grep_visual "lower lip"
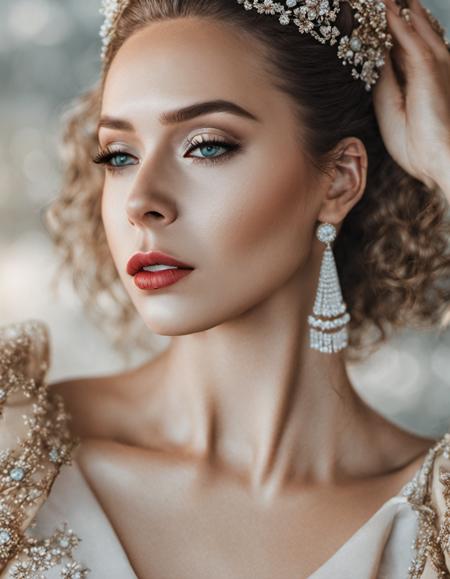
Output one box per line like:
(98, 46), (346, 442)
(133, 268), (194, 290)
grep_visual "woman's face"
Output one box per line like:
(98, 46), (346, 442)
(98, 17), (328, 335)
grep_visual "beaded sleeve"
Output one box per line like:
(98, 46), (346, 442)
(0, 319), (90, 578)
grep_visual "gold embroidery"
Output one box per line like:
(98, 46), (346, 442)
(437, 468), (450, 558)
(402, 432), (450, 578)
(0, 319), (90, 578)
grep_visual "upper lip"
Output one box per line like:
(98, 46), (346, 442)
(126, 250), (194, 276)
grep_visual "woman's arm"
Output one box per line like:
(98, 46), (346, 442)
(372, 0), (450, 199)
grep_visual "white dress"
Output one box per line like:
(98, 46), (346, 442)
(1, 318), (450, 579)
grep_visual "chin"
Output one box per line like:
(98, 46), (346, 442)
(137, 305), (240, 337)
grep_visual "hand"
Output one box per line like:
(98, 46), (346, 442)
(372, 0), (450, 193)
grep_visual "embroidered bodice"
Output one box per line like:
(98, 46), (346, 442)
(401, 434), (450, 578)
(1, 317), (450, 578)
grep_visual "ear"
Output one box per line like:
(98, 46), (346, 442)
(317, 137), (368, 224)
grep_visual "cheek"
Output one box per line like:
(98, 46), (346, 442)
(101, 190), (115, 248)
(101, 186), (127, 269)
(211, 162), (314, 273)
(195, 158), (317, 312)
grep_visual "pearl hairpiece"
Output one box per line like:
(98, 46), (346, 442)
(98, 0), (394, 91)
(99, 0), (131, 63)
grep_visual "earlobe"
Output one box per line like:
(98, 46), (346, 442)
(317, 137), (368, 224)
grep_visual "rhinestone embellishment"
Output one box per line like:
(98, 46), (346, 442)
(0, 529), (11, 545)
(308, 222), (350, 353)
(9, 467), (25, 482)
(316, 222), (336, 244)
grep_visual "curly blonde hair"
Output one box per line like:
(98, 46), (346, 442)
(43, 0), (450, 362)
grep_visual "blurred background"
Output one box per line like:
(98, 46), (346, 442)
(0, 0), (449, 438)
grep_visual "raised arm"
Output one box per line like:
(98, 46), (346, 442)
(373, 0), (450, 201)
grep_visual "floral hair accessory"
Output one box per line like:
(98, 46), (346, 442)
(236, 0), (394, 91)
(98, 0), (396, 91)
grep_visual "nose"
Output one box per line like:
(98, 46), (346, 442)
(125, 159), (178, 228)
(126, 193), (177, 228)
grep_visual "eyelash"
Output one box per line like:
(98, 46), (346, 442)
(92, 135), (241, 175)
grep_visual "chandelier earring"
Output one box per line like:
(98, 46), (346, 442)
(308, 222), (350, 353)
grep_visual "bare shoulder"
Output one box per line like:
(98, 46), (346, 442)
(48, 358), (177, 485)
(48, 355), (165, 443)
(49, 371), (130, 440)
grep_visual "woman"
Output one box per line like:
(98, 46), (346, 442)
(1, 0), (450, 577)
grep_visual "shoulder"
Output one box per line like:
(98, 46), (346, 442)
(401, 429), (450, 578)
(48, 351), (165, 444)
(0, 318), (81, 573)
(49, 367), (132, 441)
(49, 355), (176, 461)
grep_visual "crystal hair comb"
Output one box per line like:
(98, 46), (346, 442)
(235, 0), (393, 91)
(97, 0), (443, 92)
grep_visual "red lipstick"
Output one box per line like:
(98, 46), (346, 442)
(127, 250), (194, 291)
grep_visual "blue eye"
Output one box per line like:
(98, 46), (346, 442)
(109, 152), (133, 167)
(185, 137), (239, 164)
(92, 147), (138, 174)
(197, 144), (222, 157)
(92, 136), (241, 175)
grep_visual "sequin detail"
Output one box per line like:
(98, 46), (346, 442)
(402, 431), (450, 578)
(0, 319), (90, 577)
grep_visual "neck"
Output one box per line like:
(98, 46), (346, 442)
(132, 251), (427, 500)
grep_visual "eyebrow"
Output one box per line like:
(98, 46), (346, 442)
(97, 99), (261, 133)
